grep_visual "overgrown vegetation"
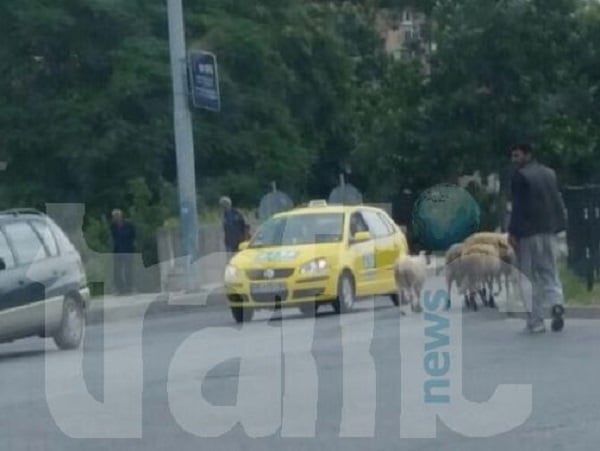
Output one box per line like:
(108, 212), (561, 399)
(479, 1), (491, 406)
(2, 0), (600, 266)
(559, 260), (600, 305)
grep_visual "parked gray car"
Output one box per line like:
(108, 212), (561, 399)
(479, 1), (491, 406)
(0, 209), (90, 350)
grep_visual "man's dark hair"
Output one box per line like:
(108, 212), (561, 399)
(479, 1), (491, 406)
(511, 143), (533, 155)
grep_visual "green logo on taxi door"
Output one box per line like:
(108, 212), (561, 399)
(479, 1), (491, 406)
(362, 253), (375, 269)
(255, 249), (299, 263)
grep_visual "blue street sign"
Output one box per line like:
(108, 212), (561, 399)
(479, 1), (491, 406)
(188, 51), (221, 112)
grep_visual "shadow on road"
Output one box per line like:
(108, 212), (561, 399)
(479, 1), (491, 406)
(0, 347), (48, 363)
(256, 301), (401, 324)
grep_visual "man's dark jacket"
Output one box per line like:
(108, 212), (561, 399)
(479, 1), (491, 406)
(111, 221), (136, 254)
(508, 160), (567, 239)
(223, 208), (247, 251)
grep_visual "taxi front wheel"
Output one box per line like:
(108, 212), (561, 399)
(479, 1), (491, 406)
(231, 306), (254, 323)
(333, 272), (355, 314)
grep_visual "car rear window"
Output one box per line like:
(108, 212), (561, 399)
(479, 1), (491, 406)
(0, 229), (16, 269)
(31, 220), (60, 257)
(3, 221), (47, 265)
(48, 221), (77, 254)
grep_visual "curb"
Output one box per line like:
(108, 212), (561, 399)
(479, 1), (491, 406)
(86, 287), (227, 326)
(85, 282), (600, 325)
(428, 260), (600, 320)
(502, 306), (600, 320)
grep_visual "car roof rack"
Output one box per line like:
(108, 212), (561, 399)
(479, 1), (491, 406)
(0, 208), (45, 216)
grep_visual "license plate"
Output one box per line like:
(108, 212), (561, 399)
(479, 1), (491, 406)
(252, 282), (286, 294)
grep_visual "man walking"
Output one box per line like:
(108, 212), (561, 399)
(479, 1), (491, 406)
(508, 144), (567, 333)
(110, 209), (136, 295)
(219, 196), (248, 254)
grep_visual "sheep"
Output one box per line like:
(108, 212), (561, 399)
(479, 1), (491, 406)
(463, 232), (518, 300)
(459, 243), (503, 310)
(444, 242), (466, 310)
(463, 232), (508, 248)
(394, 253), (427, 315)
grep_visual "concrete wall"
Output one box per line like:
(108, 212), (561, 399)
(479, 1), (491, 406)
(157, 215), (259, 292)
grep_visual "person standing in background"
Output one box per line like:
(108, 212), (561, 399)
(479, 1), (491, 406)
(219, 196), (247, 254)
(110, 209), (136, 295)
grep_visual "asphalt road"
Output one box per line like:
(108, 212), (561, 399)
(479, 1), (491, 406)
(2, 294), (600, 451)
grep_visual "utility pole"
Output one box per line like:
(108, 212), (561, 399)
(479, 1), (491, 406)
(167, 0), (199, 292)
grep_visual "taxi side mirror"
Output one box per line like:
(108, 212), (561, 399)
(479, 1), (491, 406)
(350, 231), (371, 244)
(238, 241), (249, 251)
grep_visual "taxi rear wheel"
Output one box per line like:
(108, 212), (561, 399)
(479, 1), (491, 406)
(333, 272), (355, 314)
(231, 306), (254, 323)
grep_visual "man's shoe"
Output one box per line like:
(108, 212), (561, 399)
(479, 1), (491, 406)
(522, 322), (546, 334)
(551, 305), (565, 332)
(530, 322), (547, 334)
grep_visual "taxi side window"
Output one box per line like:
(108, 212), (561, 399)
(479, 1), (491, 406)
(378, 212), (397, 235)
(349, 212), (369, 236)
(362, 211), (390, 239)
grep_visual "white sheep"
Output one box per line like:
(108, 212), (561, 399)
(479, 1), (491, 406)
(459, 243), (503, 310)
(445, 242), (465, 307)
(394, 253), (427, 315)
(463, 232), (518, 299)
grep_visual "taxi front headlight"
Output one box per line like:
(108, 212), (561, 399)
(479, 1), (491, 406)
(299, 258), (329, 275)
(224, 265), (240, 283)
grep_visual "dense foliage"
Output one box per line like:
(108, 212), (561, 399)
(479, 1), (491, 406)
(1, 0), (599, 262)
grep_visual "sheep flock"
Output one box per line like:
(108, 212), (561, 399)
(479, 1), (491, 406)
(394, 232), (518, 313)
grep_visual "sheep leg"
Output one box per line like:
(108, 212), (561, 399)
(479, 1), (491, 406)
(400, 289), (409, 306)
(412, 286), (423, 313)
(466, 274), (479, 311)
(487, 277), (497, 308)
(463, 269), (478, 311)
(446, 277), (453, 311)
(398, 288), (408, 316)
(479, 285), (488, 307)
(407, 289), (415, 314)
(493, 274), (503, 297)
(396, 288), (404, 314)
(483, 276), (490, 307)
(459, 278), (471, 311)
(469, 288), (478, 311)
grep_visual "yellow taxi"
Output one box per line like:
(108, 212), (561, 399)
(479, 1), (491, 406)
(223, 200), (409, 322)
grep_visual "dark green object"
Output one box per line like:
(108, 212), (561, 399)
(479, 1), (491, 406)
(412, 184), (481, 251)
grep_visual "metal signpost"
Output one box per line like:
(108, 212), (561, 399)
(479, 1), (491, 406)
(168, 0), (223, 293)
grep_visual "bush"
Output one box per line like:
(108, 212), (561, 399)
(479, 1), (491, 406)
(465, 182), (506, 232)
(82, 177), (176, 269)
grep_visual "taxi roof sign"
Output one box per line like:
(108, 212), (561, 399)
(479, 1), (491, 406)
(308, 199), (328, 207)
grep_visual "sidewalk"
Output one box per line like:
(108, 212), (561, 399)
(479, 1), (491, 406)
(86, 283), (226, 325)
(86, 255), (600, 325)
(422, 253), (600, 319)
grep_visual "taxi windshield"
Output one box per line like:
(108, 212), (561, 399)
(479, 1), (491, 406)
(249, 213), (344, 248)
